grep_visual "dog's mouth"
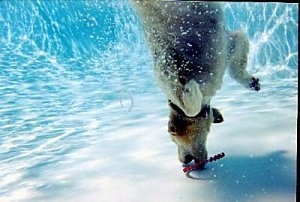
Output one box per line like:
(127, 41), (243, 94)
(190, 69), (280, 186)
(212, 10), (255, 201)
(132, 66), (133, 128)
(183, 154), (206, 169)
(181, 148), (208, 164)
(183, 154), (194, 164)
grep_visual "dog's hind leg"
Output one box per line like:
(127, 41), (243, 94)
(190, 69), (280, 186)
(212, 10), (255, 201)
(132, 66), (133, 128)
(227, 31), (261, 91)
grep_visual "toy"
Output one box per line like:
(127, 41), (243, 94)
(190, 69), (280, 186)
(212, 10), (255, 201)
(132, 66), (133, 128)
(183, 152), (225, 173)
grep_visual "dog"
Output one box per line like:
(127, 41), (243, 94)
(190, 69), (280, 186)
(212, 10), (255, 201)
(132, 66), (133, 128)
(131, 1), (260, 165)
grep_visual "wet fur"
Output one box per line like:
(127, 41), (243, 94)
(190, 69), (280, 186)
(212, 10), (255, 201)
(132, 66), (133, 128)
(131, 1), (260, 164)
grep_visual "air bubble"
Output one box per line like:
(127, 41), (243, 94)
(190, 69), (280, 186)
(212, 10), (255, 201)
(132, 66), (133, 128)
(119, 90), (133, 112)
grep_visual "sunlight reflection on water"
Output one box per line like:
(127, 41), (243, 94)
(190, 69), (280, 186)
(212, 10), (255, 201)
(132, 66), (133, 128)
(0, 1), (297, 201)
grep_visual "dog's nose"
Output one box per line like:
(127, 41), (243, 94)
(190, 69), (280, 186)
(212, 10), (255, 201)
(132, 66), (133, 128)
(184, 154), (194, 164)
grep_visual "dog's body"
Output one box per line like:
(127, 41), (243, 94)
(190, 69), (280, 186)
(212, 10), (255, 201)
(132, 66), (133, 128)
(131, 1), (260, 164)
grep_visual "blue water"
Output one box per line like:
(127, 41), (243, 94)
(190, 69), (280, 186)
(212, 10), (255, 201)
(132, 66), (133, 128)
(0, 1), (298, 201)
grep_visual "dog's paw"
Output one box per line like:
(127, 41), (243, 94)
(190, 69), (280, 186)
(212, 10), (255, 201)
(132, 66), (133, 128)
(249, 77), (260, 91)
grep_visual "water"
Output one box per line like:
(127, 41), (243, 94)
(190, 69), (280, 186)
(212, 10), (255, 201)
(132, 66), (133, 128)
(0, 1), (298, 201)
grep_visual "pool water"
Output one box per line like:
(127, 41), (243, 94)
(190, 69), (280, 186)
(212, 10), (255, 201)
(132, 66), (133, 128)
(0, 1), (298, 201)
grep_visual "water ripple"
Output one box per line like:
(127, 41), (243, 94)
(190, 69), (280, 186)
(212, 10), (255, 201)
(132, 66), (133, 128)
(0, 1), (297, 201)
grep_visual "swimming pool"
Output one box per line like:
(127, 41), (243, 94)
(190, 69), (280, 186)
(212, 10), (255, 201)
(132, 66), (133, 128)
(0, 1), (297, 201)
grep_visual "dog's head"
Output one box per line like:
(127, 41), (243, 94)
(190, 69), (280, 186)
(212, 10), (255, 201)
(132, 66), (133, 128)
(168, 101), (223, 165)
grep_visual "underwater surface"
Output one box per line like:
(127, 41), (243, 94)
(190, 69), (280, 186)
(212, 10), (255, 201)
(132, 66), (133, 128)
(0, 1), (298, 202)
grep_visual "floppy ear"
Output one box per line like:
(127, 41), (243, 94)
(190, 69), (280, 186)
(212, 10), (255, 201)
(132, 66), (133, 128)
(212, 108), (224, 123)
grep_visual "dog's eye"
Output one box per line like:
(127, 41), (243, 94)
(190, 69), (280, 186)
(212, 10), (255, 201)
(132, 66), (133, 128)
(168, 120), (178, 135)
(168, 125), (177, 135)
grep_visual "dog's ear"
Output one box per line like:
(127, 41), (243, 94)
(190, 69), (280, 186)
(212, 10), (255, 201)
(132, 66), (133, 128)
(212, 108), (224, 123)
(168, 113), (188, 136)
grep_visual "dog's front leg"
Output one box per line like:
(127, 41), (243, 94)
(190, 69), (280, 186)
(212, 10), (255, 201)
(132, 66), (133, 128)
(180, 79), (204, 117)
(227, 31), (261, 91)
